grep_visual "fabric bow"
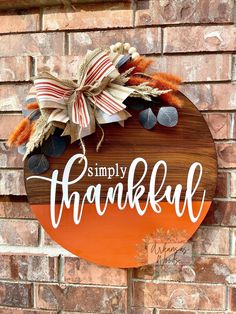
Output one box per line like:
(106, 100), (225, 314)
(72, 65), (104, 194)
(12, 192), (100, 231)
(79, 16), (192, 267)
(33, 49), (133, 142)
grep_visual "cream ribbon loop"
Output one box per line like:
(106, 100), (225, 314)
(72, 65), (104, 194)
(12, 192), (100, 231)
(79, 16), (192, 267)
(33, 49), (133, 142)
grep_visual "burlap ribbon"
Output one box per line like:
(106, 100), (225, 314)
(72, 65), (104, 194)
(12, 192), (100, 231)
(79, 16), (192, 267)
(33, 49), (133, 143)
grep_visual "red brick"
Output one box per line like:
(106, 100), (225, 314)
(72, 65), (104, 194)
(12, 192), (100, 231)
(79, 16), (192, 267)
(216, 143), (236, 168)
(0, 170), (25, 195)
(69, 27), (161, 56)
(0, 282), (33, 308)
(159, 311), (224, 314)
(231, 172), (236, 197)
(43, 3), (133, 31)
(0, 220), (38, 246)
(133, 264), (166, 281)
(59, 312), (114, 314)
(192, 256), (236, 284)
(181, 83), (236, 111)
(42, 229), (59, 247)
(204, 200), (236, 226)
(0, 0), (66, 10)
(35, 56), (80, 79)
(0, 143), (23, 168)
(0, 114), (23, 139)
(133, 264), (156, 280)
(0, 196), (34, 219)
(135, 0), (234, 26)
(0, 33), (65, 57)
(41, 227), (59, 247)
(229, 287), (236, 311)
(0, 9), (40, 33)
(57, 311), (104, 314)
(215, 172), (228, 197)
(132, 281), (225, 310)
(0, 308), (57, 314)
(164, 25), (236, 53)
(64, 257), (127, 286)
(0, 254), (58, 282)
(36, 284), (127, 312)
(131, 308), (154, 314)
(136, 256), (236, 284)
(149, 54), (231, 82)
(0, 84), (31, 111)
(191, 226), (229, 255)
(59, 312), (107, 314)
(0, 57), (31, 82)
(203, 113), (230, 139)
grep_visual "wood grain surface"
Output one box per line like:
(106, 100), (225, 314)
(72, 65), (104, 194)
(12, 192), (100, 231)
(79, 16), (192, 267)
(24, 92), (217, 205)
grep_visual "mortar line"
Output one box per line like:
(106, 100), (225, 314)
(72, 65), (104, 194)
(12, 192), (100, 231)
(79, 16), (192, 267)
(64, 32), (69, 55)
(161, 27), (164, 56)
(127, 268), (133, 314)
(132, 0), (136, 28)
(234, 0), (236, 25)
(229, 228), (235, 256)
(230, 112), (235, 139)
(226, 285), (230, 310)
(39, 6), (43, 32)
(227, 170), (231, 199)
(0, 278), (127, 289)
(58, 254), (65, 283)
(38, 225), (44, 247)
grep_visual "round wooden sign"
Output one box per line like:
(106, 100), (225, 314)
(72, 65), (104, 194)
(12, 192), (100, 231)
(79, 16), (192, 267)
(24, 92), (217, 268)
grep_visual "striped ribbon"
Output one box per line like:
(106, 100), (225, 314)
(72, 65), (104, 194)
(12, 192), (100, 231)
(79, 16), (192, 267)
(34, 50), (128, 128)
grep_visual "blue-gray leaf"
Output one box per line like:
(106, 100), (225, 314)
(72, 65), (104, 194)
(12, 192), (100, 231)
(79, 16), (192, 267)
(18, 144), (27, 155)
(139, 108), (157, 129)
(28, 154), (49, 174)
(42, 134), (67, 157)
(22, 97), (37, 117)
(25, 97), (37, 104)
(157, 107), (178, 127)
(117, 54), (131, 68)
(29, 109), (41, 121)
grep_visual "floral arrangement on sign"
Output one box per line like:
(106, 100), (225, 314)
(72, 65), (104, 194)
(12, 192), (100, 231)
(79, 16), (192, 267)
(7, 42), (182, 175)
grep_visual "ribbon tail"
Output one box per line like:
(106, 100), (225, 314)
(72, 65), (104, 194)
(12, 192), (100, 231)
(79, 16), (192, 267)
(71, 93), (90, 128)
(63, 105), (96, 143)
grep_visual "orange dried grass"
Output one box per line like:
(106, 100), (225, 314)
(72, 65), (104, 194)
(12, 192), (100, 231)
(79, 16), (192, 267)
(151, 72), (182, 85)
(151, 74), (179, 91)
(120, 56), (153, 74)
(7, 117), (33, 147)
(159, 93), (183, 108)
(127, 76), (156, 87)
(150, 73), (182, 107)
(15, 124), (32, 146)
(126, 70), (183, 107)
(26, 102), (39, 110)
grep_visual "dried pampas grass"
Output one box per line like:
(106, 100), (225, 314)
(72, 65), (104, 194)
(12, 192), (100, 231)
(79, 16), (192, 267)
(26, 102), (39, 110)
(120, 56), (153, 74)
(7, 118), (31, 147)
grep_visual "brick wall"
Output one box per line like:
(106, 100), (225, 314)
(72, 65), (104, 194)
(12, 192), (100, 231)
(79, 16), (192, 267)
(0, 0), (235, 313)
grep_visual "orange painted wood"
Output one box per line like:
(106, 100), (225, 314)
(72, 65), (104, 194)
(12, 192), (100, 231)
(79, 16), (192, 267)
(24, 92), (217, 267)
